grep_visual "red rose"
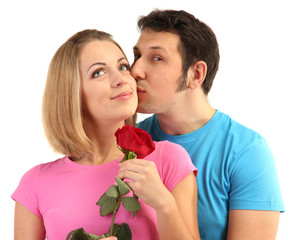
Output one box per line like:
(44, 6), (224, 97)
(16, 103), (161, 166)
(115, 125), (155, 159)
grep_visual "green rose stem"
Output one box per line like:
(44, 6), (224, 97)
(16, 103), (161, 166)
(117, 148), (138, 200)
(110, 150), (137, 237)
(98, 149), (139, 239)
(109, 198), (121, 236)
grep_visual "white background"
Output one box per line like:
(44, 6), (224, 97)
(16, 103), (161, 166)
(1, 0), (296, 238)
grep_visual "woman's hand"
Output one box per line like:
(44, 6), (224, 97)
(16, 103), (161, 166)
(117, 159), (171, 211)
(118, 158), (200, 240)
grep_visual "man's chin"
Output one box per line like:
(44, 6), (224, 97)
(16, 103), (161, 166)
(136, 105), (154, 114)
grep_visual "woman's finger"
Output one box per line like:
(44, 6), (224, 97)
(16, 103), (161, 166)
(117, 168), (140, 181)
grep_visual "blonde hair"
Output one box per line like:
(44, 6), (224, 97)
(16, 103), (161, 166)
(42, 29), (136, 159)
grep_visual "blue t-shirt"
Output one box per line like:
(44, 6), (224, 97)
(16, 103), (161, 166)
(138, 110), (284, 240)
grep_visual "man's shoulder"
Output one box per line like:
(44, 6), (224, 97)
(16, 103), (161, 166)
(210, 111), (267, 155)
(229, 117), (262, 141)
(217, 111), (261, 137)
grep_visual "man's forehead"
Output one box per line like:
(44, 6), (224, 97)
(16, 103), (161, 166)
(134, 30), (180, 51)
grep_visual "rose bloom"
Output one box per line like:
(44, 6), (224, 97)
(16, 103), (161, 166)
(115, 125), (155, 158)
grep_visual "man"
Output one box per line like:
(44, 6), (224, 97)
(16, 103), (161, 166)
(131, 9), (284, 239)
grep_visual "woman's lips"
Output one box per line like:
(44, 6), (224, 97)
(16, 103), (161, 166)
(111, 91), (132, 100)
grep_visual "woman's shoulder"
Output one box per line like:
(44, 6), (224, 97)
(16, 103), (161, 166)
(153, 140), (189, 154)
(148, 141), (197, 191)
(22, 156), (67, 178)
(148, 141), (191, 165)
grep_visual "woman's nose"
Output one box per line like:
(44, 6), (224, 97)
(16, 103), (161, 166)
(112, 71), (128, 88)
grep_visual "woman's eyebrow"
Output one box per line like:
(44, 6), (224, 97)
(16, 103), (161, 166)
(87, 57), (127, 73)
(88, 62), (106, 72)
(117, 57), (126, 63)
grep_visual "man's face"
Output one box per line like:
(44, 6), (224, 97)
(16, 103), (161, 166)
(131, 29), (185, 114)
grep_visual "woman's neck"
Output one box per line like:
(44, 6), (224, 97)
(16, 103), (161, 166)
(74, 144), (123, 165)
(76, 120), (125, 165)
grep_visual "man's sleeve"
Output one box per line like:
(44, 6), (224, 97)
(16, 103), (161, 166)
(229, 137), (285, 211)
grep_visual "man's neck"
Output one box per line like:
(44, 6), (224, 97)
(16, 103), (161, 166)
(156, 95), (215, 136)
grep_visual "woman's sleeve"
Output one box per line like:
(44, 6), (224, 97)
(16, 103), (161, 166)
(156, 141), (197, 192)
(11, 165), (42, 217)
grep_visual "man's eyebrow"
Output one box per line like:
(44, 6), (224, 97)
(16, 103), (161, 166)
(150, 46), (166, 51)
(133, 46), (167, 52)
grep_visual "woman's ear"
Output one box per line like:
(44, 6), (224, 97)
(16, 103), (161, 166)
(188, 61), (207, 89)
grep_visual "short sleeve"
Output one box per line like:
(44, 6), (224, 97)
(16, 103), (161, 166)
(229, 137), (285, 211)
(154, 141), (197, 192)
(11, 165), (42, 217)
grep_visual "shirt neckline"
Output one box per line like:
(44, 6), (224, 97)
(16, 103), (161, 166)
(154, 110), (222, 143)
(63, 156), (122, 170)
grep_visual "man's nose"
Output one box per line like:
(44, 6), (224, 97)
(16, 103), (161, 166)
(131, 59), (145, 80)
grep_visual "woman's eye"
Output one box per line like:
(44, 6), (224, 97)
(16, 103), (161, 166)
(119, 64), (130, 71)
(92, 69), (105, 78)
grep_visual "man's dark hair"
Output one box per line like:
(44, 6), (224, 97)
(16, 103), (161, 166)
(138, 9), (220, 94)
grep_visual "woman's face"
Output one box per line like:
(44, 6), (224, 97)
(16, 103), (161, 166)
(79, 40), (137, 125)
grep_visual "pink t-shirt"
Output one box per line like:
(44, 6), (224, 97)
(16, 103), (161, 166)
(12, 141), (197, 240)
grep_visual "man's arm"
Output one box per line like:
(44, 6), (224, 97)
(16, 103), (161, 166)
(227, 209), (280, 240)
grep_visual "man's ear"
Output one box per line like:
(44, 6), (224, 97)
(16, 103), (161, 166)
(188, 61), (207, 89)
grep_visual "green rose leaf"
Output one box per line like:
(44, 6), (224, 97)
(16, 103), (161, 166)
(110, 223), (121, 236)
(106, 185), (120, 198)
(66, 228), (90, 240)
(114, 223), (132, 240)
(100, 197), (117, 216)
(96, 192), (109, 206)
(116, 177), (131, 196)
(122, 196), (141, 212)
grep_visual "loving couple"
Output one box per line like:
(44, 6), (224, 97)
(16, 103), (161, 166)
(12, 9), (284, 240)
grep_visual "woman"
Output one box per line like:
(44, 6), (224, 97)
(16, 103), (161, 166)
(12, 29), (200, 240)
